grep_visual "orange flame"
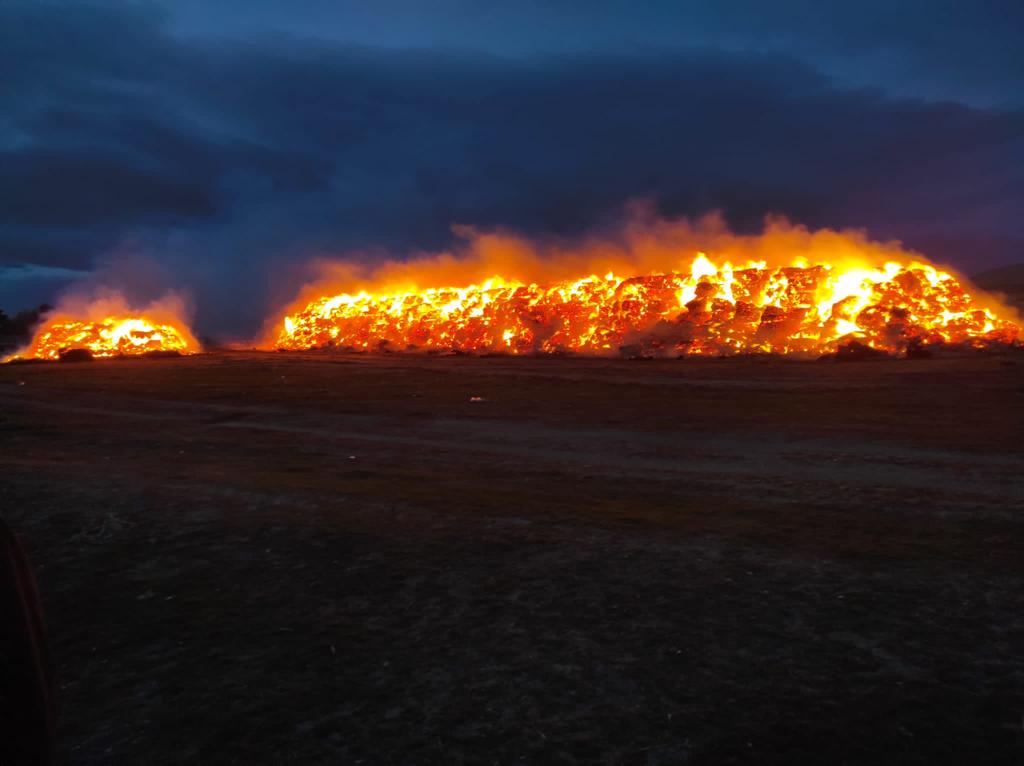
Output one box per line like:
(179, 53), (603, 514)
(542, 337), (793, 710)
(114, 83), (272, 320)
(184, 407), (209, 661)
(270, 219), (1020, 357)
(6, 294), (200, 361)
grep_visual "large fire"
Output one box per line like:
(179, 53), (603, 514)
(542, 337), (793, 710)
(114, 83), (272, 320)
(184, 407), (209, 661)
(6, 294), (199, 361)
(272, 228), (1019, 357)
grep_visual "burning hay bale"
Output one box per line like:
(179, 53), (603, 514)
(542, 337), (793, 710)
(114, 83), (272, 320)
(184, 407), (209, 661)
(833, 340), (889, 362)
(57, 348), (94, 363)
(272, 250), (1019, 359)
(5, 294), (200, 363)
(18, 317), (198, 362)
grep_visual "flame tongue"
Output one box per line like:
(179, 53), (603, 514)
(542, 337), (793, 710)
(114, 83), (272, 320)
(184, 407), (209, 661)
(275, 255), (1020, 356)
(13, 315), (198, 361)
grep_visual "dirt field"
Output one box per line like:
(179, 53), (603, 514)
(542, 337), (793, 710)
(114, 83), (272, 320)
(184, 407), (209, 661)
(1, 351), (1022, 764)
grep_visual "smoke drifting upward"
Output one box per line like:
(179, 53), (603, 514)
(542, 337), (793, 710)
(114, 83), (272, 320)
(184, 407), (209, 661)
(286, 213), (920, 295)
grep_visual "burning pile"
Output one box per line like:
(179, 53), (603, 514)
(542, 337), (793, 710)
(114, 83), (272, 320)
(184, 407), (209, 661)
(7, 293), (199, 362)
(18, 317), (197, 360)
(273, 254), (1019, 357)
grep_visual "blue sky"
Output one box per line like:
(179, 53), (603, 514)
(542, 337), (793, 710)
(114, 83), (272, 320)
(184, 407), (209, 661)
(3, 1), (1023, 333)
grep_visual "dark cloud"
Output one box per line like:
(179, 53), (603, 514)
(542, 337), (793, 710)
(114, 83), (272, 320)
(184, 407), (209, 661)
(145, 0), (1024, 107)
(2, 1), (1023, 336)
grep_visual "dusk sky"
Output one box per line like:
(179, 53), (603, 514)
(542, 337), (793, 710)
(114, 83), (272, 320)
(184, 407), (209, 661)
(3, 0), (1023, 334)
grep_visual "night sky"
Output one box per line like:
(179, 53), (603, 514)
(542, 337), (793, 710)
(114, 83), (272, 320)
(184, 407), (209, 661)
(3, 1), (1023, 335)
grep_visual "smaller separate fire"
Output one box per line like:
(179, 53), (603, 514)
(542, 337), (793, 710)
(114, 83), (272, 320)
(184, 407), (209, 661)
(6, 295), (200, 362)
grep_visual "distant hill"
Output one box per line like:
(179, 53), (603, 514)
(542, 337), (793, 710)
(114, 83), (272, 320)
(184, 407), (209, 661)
(970, 264), (1024, 315)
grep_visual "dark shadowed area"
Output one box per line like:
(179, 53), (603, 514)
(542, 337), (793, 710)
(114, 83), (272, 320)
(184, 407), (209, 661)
(1, 352), (1023, 764)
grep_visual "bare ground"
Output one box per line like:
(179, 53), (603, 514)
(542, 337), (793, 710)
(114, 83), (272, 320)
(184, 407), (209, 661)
(1, 351), (1022, 765)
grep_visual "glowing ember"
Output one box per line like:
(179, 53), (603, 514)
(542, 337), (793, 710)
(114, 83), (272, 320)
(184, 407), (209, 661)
(10, 315), (199, 361)
(274, 254), (1019, 357)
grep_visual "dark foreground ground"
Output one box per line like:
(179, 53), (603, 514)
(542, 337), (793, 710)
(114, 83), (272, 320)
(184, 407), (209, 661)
(1, 351), (1022, 765)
